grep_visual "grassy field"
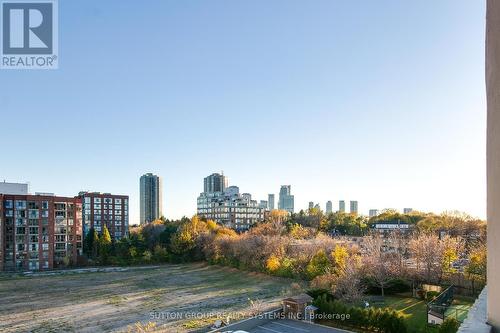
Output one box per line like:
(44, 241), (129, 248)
(0, 263), (300, 333)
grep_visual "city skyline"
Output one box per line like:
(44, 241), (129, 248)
(2, 173), (484, 224)
(0, 1), (487, 222)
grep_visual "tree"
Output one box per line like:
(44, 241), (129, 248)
(91, 228), (99, 259)
(313, 248), (364, 303)
(170, 216), (207, 257)
(267, 210), (289, 224)
(99, 225), (112, 263)
(83, 227), (96, 258)
(325, 212), (367, 236)
(465, 243), (487, 295)
(409, 233), (443, 283)
(440, 236), (464, 280)
(388, 231), (409, 277)
(331, 244), (349, 273)
(141, 219), (166, 250)
(363, 236), (397, 297)
(305, 249), (331, 280)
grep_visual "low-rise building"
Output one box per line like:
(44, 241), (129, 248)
(372, 221), (411, 233)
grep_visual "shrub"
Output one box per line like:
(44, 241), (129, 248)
(266, 255), (281, 272)
(439, 318), (460, 333)
(313, 294), (408, 333)
(276, 257), (296, 278)
(426, 291), (440, 301)
(307, 289), (335, 302)
(363, 277), (411, 295)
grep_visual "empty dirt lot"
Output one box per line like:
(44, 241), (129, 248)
(0, 263), (298, 332)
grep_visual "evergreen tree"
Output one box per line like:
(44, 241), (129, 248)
(91, 229), (99, 259)
(83, 228), (95, 257)
(99, 226), (112, 263)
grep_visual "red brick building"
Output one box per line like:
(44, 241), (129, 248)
(0, 194), (82, 271)
(78, 192), (129, 240)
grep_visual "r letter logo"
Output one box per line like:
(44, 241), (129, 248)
(1, 0), (58, 69)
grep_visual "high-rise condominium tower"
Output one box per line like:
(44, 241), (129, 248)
(278, 185), (294, 213)
(268, 194), (275, 210)
(339, 200), (345, 213)
(326, 201), (333, 214)
(203, 173), (228, 193)
(350, 200), (358, 215)
(140, 173), (163, 224)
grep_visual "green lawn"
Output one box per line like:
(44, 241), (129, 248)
(375, 294), (436, 333)
(374, 294), (473, 333)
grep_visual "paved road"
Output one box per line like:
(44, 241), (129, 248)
(246, 319), (351, 333)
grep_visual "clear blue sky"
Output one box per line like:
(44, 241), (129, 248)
(0, 1), (487, 222)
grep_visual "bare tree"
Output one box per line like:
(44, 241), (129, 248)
(362, 235), (398, 297)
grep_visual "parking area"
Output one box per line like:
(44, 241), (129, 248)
(246, 319), (349, 333)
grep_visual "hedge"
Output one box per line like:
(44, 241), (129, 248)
(313, 294), (408, 333)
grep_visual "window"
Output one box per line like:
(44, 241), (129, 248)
(29, 261), (39, 270)
(55, 235), (66, 242)
(54, 203), (66, 210)
(15, 200), (26, 209)
(4, 200), (13, 208)
(28, 210), (39, 218)
(55, 211), (66, 218)
(15, 210), (26, 218)
(55, 243), (66, 250)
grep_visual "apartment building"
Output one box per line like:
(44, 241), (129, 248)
(140, 173), (163, 224)
(79, 192), (129, 240)
(0, 194), (82, 271)
(197, 174), (265, 230)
